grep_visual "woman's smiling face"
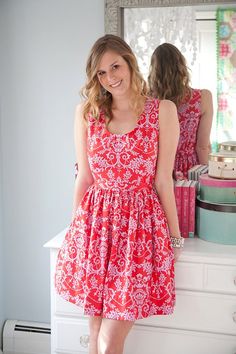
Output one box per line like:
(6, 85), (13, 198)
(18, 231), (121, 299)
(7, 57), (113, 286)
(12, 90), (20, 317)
(97, 50), (131, 98)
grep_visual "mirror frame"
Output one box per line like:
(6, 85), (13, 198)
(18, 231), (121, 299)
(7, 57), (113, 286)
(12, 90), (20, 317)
(105, 0), (235, 36)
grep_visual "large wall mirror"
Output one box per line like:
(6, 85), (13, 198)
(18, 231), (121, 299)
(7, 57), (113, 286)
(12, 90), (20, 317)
(105, 0), (236, 143)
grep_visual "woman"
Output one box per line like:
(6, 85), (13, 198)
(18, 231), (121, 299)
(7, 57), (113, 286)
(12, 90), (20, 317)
(55, 35), (183, 354)
(148, 43), (213, 179)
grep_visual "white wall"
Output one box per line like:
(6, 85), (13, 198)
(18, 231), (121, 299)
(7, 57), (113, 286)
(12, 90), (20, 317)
(0, 139), (3, 350)
(0, 109), (4, 349)
(0, 1), (5, 348)
(0, 108), (4, 353)
(1, 0), (104, 330)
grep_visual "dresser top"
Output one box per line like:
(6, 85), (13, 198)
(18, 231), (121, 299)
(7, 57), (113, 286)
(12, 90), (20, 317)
(44, 228), (236, 265)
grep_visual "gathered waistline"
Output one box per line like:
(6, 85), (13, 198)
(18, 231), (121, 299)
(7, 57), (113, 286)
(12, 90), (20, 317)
(92, 183), (155, 193)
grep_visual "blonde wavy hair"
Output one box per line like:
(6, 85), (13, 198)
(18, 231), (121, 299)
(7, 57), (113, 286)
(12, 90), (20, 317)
(81, 34), (147, 121)
(148, 43), (191, 107)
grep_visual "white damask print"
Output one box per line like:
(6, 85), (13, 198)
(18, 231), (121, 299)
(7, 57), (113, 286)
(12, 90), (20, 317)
(174, 89), (202, 179)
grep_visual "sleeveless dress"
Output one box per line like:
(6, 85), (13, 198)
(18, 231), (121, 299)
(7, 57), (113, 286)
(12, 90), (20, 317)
(55, 98), (175, 321)
(174, 89), (202, 179)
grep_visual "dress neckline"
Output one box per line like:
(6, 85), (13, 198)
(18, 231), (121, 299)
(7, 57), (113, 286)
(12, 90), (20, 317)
(102, 98), (148, 137)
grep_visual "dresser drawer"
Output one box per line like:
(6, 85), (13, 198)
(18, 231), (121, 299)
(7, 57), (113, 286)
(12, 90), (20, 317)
(53, 317), (236, 354)
(175, 262), (204, 290)
(125, 325), (236, 354)
(205, 264), (236, 294)
(139, 290), (236, 335)
(54, 318), (89, 353)
(54, 293), (84, 317)
(175, 261), (236, 294)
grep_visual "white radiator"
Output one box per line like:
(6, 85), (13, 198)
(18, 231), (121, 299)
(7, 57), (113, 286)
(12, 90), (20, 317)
(3, 320), (50, 354)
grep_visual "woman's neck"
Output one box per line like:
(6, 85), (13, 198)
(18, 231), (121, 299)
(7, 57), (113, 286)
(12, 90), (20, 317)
(111, 96), (132, 112)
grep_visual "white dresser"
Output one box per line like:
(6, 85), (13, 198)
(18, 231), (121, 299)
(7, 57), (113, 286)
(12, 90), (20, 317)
(44, 230), (236, 354)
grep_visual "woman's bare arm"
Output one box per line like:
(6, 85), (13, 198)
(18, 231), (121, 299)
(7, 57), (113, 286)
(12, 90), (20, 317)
(196, 89), (213, 164)
(155, 100), (181, 258)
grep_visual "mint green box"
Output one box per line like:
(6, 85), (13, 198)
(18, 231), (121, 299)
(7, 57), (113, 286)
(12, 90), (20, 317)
(200, 186), (236, 203)
(196, 197), (236, 245)
(199, 174), (236, 204)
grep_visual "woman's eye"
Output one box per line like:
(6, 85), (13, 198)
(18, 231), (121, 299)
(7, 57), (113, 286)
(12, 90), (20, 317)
(97, 71), (105, 77)
(112, 65), (119, 70)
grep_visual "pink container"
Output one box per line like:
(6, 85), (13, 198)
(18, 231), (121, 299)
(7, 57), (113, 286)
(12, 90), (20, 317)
(199, 174), (236, 203)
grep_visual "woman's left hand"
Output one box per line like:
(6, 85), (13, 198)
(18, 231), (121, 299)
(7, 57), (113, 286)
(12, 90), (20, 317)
(173, 247), (182, 262)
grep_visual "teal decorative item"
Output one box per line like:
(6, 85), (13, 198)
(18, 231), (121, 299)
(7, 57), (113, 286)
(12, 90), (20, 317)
(196, 197), (236, 245)
(199, 174), (236, 203)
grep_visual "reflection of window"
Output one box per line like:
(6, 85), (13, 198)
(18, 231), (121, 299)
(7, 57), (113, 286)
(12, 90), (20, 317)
(187, 13), (217, 146)
(124, 7), (197, 78)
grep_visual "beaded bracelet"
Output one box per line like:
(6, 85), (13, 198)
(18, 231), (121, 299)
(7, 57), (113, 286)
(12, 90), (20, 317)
(170, 236), (185, 248)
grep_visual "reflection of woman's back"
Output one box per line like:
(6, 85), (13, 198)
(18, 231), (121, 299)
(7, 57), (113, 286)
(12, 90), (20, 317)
(175, 88), (201, 178)
(148, 43), (213, 179)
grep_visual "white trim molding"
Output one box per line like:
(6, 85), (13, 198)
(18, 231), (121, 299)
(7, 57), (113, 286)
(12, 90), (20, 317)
(105, 0), (236, 35)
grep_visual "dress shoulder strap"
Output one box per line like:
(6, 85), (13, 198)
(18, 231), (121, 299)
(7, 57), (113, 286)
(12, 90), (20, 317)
(141, 97), (160, 131)
(87, 110), (104, 138)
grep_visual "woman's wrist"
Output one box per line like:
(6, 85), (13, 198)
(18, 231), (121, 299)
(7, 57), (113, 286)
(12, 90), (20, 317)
(170, 235), (184, 248)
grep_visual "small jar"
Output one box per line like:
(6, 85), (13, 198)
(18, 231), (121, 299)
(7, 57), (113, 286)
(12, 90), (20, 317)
(208, 141), (236, 179)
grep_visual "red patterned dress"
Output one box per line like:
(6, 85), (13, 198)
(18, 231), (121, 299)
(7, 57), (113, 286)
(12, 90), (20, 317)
(55, 98), (175, 321)
(174, 89), (202, 179)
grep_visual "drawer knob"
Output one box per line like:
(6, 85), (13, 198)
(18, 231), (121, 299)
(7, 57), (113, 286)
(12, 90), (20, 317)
(233, 312), (236, 323)
(80, 334), (90, 348)
(234, 277), (236, 286)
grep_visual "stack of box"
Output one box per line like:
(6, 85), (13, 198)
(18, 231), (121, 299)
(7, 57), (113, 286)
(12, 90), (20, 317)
(196, 141), (236, 245)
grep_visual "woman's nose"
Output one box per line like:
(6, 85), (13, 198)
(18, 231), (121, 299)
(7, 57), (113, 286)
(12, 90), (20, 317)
(107, 71), (116, 82)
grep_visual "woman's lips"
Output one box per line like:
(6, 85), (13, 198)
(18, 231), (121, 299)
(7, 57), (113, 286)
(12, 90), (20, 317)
(110, 80), (122, 88)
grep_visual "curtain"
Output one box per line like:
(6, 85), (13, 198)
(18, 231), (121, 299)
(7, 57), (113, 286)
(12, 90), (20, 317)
(215, 9), (236, 150)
